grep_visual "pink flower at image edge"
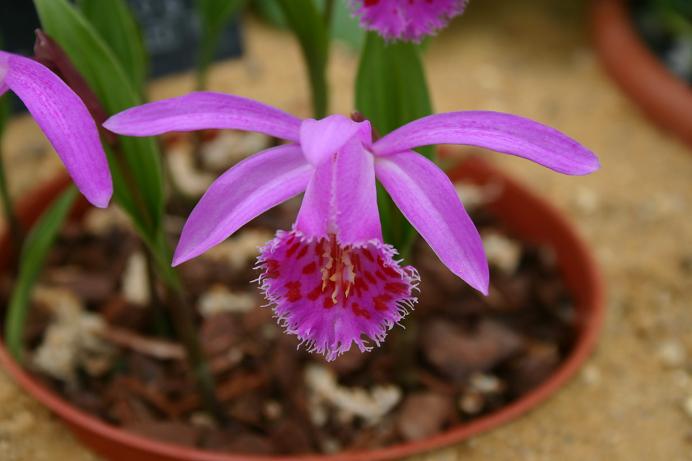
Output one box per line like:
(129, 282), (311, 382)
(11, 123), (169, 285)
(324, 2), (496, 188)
(351, 0), (470, 42)
(103, 92), (599, 360)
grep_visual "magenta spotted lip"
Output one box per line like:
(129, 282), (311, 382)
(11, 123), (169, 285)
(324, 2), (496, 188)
(257, 229), (419, 361)
(0, 155), (604, 461)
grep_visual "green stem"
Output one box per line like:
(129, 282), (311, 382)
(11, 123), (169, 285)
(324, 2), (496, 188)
(195, 34), (215, 91)
(277, 0), (329, 118)
(143, 247), (172, 338)
(0, 146), (24, 256)
(149, 234), (226, 423)
(113, 143), (225, 422)
(324, 0), (335, 30)
(111, 147), (157, 238)
(307, 51), (328, 119)
(159, 138), (198, 211)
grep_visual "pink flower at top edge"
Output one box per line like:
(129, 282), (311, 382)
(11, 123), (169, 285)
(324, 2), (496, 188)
(350, 0), (469, 42)
(104, 92), (599, 360)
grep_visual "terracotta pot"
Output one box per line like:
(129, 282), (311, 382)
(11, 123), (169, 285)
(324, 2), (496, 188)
(0, 156), (604, 461)
(591, 0), (692, 148)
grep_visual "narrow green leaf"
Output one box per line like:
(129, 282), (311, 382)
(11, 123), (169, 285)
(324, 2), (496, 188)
(277, 0), (329, 118)
(355, 32), (433, 253)
(77, 0), (148, 92)
(34, 0), (164, 236)
(4, 187), (77, 361)
(252, 0), (286, 28)
(356, 33), (433, 136)
(316, 0), (365, 50)
(196, 0), (245, 89)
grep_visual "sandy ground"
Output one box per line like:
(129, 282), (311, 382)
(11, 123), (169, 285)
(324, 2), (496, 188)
(1, 0), (691, 460)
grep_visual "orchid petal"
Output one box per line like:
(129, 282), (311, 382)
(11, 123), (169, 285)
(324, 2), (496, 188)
(173, 144), (312, 265)
(296, 138), (382, 243)
(0, 51), (112, 207)
(375, 150), (489, 294)
(300, 115), (369, 166)
(374, 111), (599, 175)
(104, 91), (302, 142)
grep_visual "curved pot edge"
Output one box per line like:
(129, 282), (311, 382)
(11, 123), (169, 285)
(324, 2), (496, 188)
(0, 156), (605, 461)
(590, 0), (692, 148)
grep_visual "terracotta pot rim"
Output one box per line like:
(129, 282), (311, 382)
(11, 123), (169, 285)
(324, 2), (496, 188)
(0, 156), (605, 461)
(590, 0), (692, 148)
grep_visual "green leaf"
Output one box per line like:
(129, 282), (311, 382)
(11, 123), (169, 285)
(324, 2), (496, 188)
(196, 0), (245, 89)
(4, 187), (77, 361)
(355, 32), (433, 253)
(251, 0), (286, 28)
(317, 0), (365, 50)
(277, 0), (330, 118)
(356, 33), (433, 136)
(34, 0), (164, 236)
(77, 0), (148, 93)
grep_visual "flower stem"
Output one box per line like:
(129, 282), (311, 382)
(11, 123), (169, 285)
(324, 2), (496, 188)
(143, 247), (172, 337)
(324, 0), (335, 29)
(0, 146), (24, 259)
(164, 279), (226, 423)
(277, 0), (330, 118)
(148, 233), (226, 423)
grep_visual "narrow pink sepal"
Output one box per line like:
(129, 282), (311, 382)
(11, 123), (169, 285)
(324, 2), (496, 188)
(374, 111), (600, 175)
(0, 51), (112, 207)
(173, 144), (312, 266)
(374, 151), (489, 294)
(104, 92), (302, 142)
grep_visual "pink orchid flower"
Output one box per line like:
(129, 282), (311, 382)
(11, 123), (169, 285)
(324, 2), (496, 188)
(104, 92), (598, 360)
(0, 51), (112, 208)
(350, 0), (469, 42)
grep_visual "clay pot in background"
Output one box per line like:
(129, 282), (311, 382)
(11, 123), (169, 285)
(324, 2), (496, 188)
(591, 0), (692, 148)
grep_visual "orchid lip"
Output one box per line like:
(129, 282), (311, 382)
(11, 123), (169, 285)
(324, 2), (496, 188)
(350, 0), (469, 42)
(257, 229), (419, 361)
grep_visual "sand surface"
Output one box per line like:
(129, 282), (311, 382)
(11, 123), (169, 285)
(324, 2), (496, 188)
(0, 1), (690, 460)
